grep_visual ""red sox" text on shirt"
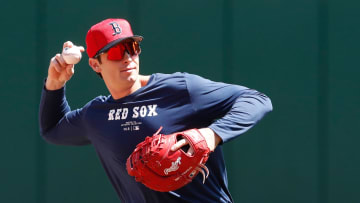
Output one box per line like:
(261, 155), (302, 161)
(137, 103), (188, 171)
(108, 104), (158, 120)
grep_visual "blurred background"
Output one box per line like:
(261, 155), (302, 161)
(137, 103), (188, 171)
(1, 0), (359, 202)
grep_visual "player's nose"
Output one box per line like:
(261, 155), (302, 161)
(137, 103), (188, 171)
(122, 52), (132, 63)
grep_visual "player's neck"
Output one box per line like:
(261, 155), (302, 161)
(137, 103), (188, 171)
(109, 75), (150, 100)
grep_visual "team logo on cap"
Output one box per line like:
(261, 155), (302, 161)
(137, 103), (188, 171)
(109, 22), (122, 36)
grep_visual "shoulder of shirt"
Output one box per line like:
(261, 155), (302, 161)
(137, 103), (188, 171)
(81, 95), (110, 108)
(151, 72), (199, 82)
(149, 72), (195, 89)
(152, 72), (184, 79)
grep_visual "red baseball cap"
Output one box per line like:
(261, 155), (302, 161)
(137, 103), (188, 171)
(86, 18), (143, 58)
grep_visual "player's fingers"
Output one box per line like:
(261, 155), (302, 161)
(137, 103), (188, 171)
(55, 53), (67, 66)
(66, 64), (74, 76)
(78, 46), (85, 52)
(171, 139), (189, 151)
(63, 41), (85, 51)
(50, 56), (63, 73)
(187, 146), (194, 156)
(63, 41), (74, 49)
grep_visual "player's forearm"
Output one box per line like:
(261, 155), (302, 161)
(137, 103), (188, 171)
(209, 90), (273, 143)
(39, 84), (91, 146)
(39, 84), (70, 135)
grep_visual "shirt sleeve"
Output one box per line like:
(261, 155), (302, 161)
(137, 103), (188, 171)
(185, 73), (273, 143)
(38, 84), (91, 146)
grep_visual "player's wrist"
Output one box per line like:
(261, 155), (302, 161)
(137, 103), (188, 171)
(198, 128), (221, 152)
(45, 78), (66, 90)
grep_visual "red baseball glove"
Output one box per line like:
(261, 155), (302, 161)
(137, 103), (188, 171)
(126, 127), (211, 192)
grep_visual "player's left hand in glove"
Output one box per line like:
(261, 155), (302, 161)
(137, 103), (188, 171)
(126, 127), (211, 192)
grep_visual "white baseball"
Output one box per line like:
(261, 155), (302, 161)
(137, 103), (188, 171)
(62, 46), (82, 64)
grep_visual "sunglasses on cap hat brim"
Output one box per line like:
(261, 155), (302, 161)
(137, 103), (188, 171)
(94, 37), (142, 60)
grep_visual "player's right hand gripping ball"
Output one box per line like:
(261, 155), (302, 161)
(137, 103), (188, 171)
(126, 127), (211, 192)
(62, 46), (82, 64)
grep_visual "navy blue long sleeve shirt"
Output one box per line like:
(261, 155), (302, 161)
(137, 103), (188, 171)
(39, 72), (272, 202)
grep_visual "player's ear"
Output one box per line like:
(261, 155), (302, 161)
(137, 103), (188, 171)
(89, 58), (101, 73)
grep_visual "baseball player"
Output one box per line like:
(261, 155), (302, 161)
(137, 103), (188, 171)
(39, 18), (272, 202)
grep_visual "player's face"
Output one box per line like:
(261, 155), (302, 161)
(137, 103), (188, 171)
(96, 49), (140, 90)
(89, 40), (142, 95)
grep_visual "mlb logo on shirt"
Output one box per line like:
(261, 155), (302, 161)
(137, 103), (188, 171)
(132, 126), (140, 131)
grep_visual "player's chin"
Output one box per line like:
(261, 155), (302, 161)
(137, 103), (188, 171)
(122, 71), (139, 82)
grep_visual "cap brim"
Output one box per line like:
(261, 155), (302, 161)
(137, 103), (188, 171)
(96, 35), (143, 57)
